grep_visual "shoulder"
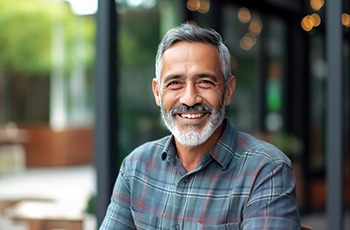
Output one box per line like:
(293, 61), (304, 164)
(234, 131), (292, 167)
(121, 135), (170, 169)
(229, 131), (296, 194)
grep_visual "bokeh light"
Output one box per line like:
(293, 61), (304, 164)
(342, 13), (350, 27)
(197, 0), (210, 14)
(310, 13), (321, 27)
(238, 7), (251, 23)
(310, 0), (324, 11)
(187, 0), (210, 14)
(249, 16), (263, 35)
(239, 32), (256, 50)
(301, 15), (312, 31)
(187, 0), (200, 11)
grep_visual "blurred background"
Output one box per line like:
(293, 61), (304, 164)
(0, 0), (349, 229)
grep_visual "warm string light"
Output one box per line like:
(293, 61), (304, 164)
(301, 0), (323, 32)
(249, 16), (263, 36)
(310, 0), (324, 11)
(237, 7), (263, 51)
(186, 0), (210, 14)
(301, 13), (321, 31)
(342, 13), (350, 27)
(302, 0), (349, 31)
(240, 32), (257, 50)
(237, 7), (251, 23)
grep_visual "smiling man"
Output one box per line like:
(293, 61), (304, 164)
(100, 23), (301, 229)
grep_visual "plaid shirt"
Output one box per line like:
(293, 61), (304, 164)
(100, 119), (300, 229)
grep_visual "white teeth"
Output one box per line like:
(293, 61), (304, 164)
(180, 113), (204, 119)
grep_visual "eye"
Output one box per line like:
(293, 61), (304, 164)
(198, 79), (215, 88)
(167, 80), (183, 89)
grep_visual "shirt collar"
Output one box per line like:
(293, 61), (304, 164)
(161, 118), (238, 168)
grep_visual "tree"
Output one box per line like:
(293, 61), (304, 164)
(0, 0), (66, 75)
(0, 0), (95, 123)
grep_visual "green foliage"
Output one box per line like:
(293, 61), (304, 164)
(0, 0), (94, 77)
(119, 8), (160, 68)
(85, 193), (95, 214)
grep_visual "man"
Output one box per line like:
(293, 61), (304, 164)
(100, 23), (301, 229)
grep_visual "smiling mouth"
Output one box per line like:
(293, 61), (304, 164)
(178, 113), (207, 119)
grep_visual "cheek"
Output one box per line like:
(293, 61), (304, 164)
(160, 90), (177, 110)
(204, 90), (225, 108)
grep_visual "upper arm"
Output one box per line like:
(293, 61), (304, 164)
(242, 161), (301, 229)
(99, 162), (136, 230)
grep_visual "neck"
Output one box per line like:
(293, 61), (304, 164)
(175, 124), (224, 172)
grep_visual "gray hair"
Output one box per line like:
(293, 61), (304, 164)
(155, 23), (232, 85)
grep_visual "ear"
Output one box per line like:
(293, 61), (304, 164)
(224, 75), (236, 105)
(152, 78), (161, 106)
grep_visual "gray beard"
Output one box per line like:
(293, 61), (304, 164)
(160, 103), (226, 147)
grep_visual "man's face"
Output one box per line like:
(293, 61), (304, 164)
(152, 41), (235, 147)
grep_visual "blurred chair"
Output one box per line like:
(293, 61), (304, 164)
(0, 123), (28, 174)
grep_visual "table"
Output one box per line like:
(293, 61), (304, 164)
(3, 200), (84, 230)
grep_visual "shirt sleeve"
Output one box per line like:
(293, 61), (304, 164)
(99, 161), (136, 230)
(241, 160), (301, 230)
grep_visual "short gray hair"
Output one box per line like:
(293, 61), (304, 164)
(155, 23), (232, 85)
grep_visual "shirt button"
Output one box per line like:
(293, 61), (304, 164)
(173, 224), (180, 230)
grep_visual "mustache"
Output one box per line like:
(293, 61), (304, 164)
(170, 104), (214, 116)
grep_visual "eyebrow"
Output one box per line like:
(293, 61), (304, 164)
(196, 73), (219, 83)
(163, 73), (219, 84)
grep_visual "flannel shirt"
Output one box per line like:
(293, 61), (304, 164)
(100, 119), (300, 229)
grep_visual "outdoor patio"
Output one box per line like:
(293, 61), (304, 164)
(0, 165), (96, 230)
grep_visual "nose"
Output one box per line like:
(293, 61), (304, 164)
(179, 83), (202, 106)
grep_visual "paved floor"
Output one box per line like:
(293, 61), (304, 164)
(0, 165), (96, 230)
(0, 165), (349, 230)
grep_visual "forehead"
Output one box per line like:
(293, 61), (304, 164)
(163, 41), (220, 60)
(161, 41), (222, 76)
